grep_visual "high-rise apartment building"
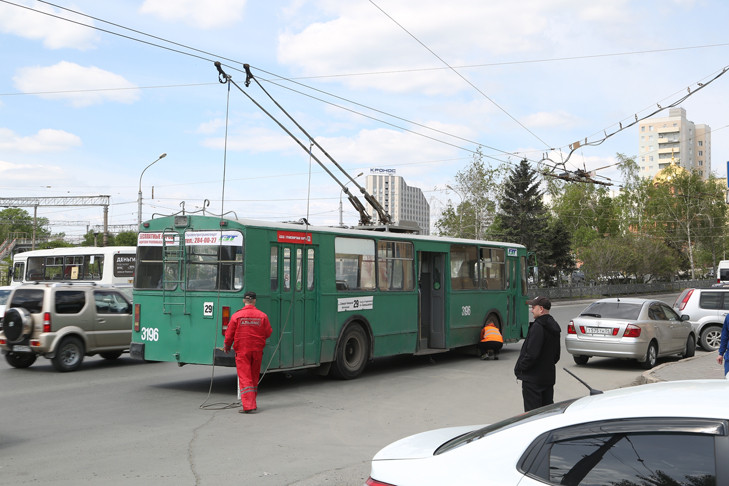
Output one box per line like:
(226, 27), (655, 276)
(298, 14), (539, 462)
(365, 169), (430, 235)
(637, 107), (711, 180)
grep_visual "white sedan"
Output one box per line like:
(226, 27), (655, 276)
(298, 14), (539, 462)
(366, 380), (729, 485)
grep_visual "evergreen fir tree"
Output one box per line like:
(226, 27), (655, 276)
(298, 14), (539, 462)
(498, 158), (548, 252)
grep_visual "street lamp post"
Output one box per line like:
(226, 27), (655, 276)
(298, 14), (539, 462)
(138, 153), (167, 227)
(340, 172), (364, 227)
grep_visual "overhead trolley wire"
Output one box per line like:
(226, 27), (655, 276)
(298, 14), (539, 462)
(289, 42), (729, 80)
(0, 0), (536, 168)
(368, 0), (553, 152)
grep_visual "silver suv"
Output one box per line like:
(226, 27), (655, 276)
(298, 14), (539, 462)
(673, 288), (727, 351)
(0, 283), (132, 371)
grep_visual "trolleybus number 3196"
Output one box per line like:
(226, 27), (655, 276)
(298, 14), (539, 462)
(141, 327), (159, 342)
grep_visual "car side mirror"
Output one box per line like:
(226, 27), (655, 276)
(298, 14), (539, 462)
(680, 314), (690, 321)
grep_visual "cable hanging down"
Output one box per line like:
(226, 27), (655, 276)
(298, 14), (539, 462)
(553, 65), (729, 171)
(214, 61), (393, 227)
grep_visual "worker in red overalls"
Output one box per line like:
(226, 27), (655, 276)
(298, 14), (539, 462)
(224, 291), (273, 413)
(478, 321), (504, 360)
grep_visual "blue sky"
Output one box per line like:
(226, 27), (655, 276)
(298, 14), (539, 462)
(1, 0), (728, 239)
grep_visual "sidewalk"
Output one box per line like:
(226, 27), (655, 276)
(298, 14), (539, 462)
(638, 352), (726, 384)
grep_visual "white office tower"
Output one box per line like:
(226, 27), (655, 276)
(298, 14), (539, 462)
(365, 169), (430, 235)
(637, 107), (711, 180)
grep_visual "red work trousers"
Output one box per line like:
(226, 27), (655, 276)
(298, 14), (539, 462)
(235, 349), (263, 411)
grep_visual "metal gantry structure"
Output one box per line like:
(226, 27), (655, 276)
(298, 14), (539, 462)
(0, 196), (111, 248)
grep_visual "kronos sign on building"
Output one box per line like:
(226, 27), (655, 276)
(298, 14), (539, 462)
(370, 168), (397, 175)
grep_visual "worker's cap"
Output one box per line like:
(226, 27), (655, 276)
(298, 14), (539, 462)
(526, 296), (551, 309)
(243, 291), (257, 300)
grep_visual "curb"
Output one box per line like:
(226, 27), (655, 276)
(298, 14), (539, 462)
(633, 359), (677, 385)
(633, 353), (721, 386)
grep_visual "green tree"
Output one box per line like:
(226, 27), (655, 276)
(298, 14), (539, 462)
(614, 153), (651, 236)
(578, 237), (634, 282)
(551, 182), (618, 248)
(82, 231), (114, 246)
(435, 147), (506, 239)
(542, 219), (576, 286)
(497, 158), (548, 251)
(0, 208), (51, 244)
(115, 231), (138, 246)
(644, 164), (721, 279)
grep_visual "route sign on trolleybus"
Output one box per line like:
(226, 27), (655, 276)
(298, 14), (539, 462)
(130, 214), (530, 379)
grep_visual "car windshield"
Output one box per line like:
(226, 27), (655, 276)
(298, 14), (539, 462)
(434, 399), (577, 455)
(580, 301), (642, 320)
(0, 289), (10, 305)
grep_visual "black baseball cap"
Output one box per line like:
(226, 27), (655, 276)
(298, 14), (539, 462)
(243, 291), (256, 300)
(526, 296), (551, 309)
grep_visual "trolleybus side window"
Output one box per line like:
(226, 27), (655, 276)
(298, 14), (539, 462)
(283, 248), (291, 291)
(479, 247), (505, 290)
(270, 247), (278, 291)
(307, 248), (315, 291)
(377, 240), (414, 291)
(450, 245), (478, 290)
(335, 237), (375, 291)
(296, 248), (303, 291)
(520, 256), (528, 295)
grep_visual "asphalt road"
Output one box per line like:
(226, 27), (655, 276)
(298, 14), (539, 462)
(0, 291), (698, 485)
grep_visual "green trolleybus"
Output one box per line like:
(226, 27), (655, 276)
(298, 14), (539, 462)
(130, 214), (530, 379)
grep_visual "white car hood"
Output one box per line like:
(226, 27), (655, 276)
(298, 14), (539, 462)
(372, 425), (484, 461)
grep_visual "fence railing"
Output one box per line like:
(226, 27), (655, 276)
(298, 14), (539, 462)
(528, 279), (715, 301)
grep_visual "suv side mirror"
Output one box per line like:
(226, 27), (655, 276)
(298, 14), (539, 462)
(680, 314), (691, 321)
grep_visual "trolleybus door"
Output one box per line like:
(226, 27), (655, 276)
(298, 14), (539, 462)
(418, 252), (446, 350)
(270, 244), (318, 369)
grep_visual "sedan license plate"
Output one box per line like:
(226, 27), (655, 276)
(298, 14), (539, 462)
(13, 345), (32, 353)
(586, 327), (612, 335)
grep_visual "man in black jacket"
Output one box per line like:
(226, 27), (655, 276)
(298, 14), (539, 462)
(514, 296), (561, 412)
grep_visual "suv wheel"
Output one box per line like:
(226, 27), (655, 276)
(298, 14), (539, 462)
(5, 352), (37, 369)
(100, 351), (123, 360)
(2, 308), (33, 343)
(52, 336), (85, 372)
(700, 325), (722, 351)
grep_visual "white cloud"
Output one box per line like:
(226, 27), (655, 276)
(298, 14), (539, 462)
(277, 0), (645, 94)
(0, 159), (65, 183)
(522, 110), (581, 129)
(140, 0), (248, 29)
(316, 126), (458, 172)
(0, 0), (99, 49)
(196, 118), (227, 135)
(13, 62), (140, 107)
(0, 128), (82, 152)
(202, 126), (293, 152)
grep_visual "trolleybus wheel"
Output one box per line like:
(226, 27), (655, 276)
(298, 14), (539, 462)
(331, 324), (369, 380)
(484, 313), (501, 331)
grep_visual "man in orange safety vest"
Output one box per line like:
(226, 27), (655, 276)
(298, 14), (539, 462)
(478, 321), (503, 360)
